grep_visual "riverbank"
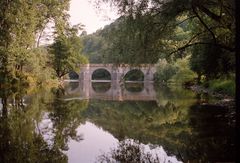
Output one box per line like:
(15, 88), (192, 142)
(187, 84), (235, 107)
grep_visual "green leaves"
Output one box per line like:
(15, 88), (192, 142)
(95, 0), (235, 80)
(155, 57), (197, 84)
(50, 31), (88, 78)
(0, 0), (71, 85)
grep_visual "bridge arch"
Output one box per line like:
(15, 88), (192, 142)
(91, 68), (111, 80)
(123, 69), (144, 81)
(68, 71), (79, 80)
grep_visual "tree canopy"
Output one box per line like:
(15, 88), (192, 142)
(93, 0), (235, 79)
(0, 0), (88, 85)
(0, 0), (71, 85)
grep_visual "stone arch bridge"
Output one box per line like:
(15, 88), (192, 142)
(79, 64), (157, 82)
(64, 64), (157, 101)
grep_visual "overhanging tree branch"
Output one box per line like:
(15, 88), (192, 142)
(169, 42), (235, 56)
(197, 5), (221, 22)
(192, 6), (217, 43)
(185, 25), (227, 46)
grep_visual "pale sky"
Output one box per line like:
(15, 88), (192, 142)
(69, 0), (119, 34)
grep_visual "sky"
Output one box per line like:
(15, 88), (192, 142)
(68, 0), (119, 34)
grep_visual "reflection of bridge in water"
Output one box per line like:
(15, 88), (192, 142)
(64, 81), (156, 101)
(64, 64), (157, 101)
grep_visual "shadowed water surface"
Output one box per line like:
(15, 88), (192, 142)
(0, 81), (235, 162)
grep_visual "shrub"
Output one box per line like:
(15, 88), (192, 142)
(208, 78), (235, 96)
(154, 59), (177, 83)
(155, 57), (197, 85)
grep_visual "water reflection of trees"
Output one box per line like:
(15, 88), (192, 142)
(86, 100), (190, 158)
(0, 84), (235, 162)
(0, 88), (67, 162)
(47, 88), (88, 150)
(0, 87), (88, 162)
(97, 139), (179, 163)
(85, 85), (235, 162)
(184, 104), (235, 162)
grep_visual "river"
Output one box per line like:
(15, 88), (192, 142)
(0, 81), (235, 162)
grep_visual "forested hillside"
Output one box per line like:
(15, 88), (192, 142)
(82, 0), (235, 96)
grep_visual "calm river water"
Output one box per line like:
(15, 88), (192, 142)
(0, 81), (235, 163)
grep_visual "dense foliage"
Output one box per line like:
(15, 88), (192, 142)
(92, 0), (235, 81)
(0, 0), (87, 87)
(81, 31), (107, 63)
(49, 26), (88, 78)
